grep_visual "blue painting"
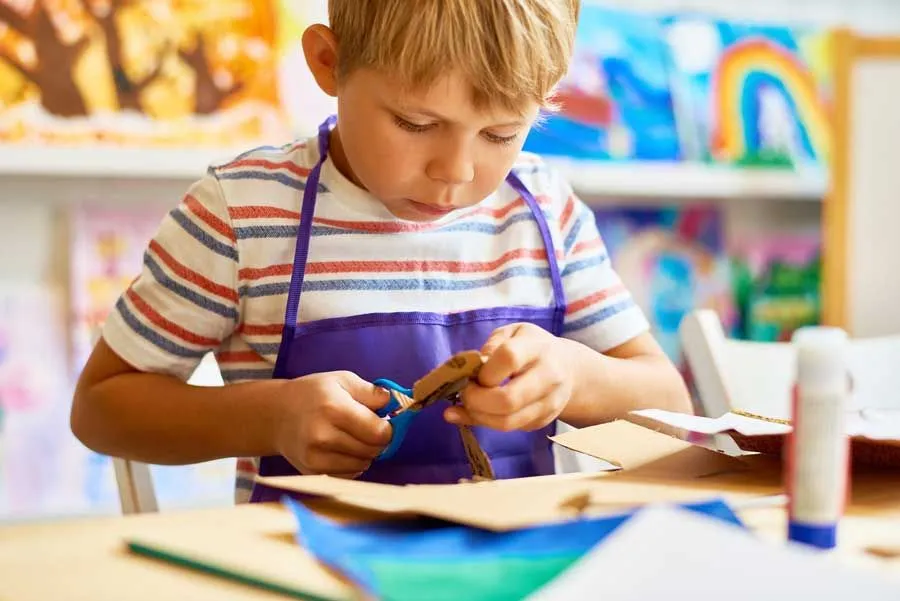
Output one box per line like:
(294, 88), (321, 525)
(523, 4), (682, 161)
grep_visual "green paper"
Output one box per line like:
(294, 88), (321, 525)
(368, 553), (582, 601)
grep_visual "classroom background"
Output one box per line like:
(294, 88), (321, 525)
(0, 0), (898, 523)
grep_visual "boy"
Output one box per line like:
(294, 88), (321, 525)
(71, 0), (691, 503)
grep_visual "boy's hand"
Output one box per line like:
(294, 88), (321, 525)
(274, 372), (392, 478)
(445, 323), (574, 432)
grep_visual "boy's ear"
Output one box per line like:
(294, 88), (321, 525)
(302, 24), (340, 97)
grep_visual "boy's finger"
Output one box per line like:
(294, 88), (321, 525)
(444, 406), (475, 426)
(302, 452), (372, 476)
(477, 331), (544, 387)
(337, 371), (391, 411)
(322, 427), (387, 459)
(464, 399), (550, 432)
(520, 409), (560, 433)
(463, 367), (555, 416)
(342, 407), (393, 447)
(333, 395), (393, 446)
(480, 323), (521, 356)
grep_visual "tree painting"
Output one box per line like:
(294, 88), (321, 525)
(0, 0), (285, 146)
(0, 0), (91, 117)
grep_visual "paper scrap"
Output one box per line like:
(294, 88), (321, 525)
(631, 408), (900, 440)
(628, 409), (742, 435)
(551, 419), (750, 478)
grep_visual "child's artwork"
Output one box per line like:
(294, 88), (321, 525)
(0, 0), (289, 147)
(69, 205), (167, 373)
(0, 285), (87, 519)
(523, 4), (681, 161)
(730, 234), (821, 342)
(665, 17), (832, 167)
(593, 206), (733, 370)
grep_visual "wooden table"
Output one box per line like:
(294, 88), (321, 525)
(2, 496), (900, 601)
(0, 502), (350, 601)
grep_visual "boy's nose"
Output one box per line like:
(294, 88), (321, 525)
(425, 148), (475, 185)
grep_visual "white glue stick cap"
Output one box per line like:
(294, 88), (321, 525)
(792, 326), (849, 393)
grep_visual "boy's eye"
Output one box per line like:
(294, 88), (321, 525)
(393, 115), (434, 133)
(482, 131), (519, 146)
(393, 114), (519, 146)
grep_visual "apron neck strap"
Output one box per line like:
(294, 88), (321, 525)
(317, 115), (336, 158)
(281, 116), (335, 337)
(505, 170), (567, 329)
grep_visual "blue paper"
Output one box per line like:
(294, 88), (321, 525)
(287, 496), (744, 598)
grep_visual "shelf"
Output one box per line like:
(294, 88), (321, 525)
(0, 146), (242, 180)
(548, 159), (827, 202)
(0, 146), (827, 201)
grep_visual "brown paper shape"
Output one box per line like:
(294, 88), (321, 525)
(550, 419), (750, 479)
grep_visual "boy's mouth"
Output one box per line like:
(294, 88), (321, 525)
(407, 199), (456, 217)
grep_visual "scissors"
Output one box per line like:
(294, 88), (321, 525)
(372, 350), (486, 461)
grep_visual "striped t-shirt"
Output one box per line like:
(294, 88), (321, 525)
(102, 139), (649, 501)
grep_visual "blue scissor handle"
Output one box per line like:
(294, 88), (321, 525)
(372, 378), (417, 460)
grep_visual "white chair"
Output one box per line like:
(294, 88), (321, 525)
(680, 309), (900, 424)
(113, 353), (225, 514)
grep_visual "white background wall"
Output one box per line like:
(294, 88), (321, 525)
(846, 60), (900, 336)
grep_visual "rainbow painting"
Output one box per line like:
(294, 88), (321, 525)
(712, 36), (830, 165)
(666, 19), (832, 168)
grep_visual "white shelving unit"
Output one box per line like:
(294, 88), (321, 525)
(0, 146), (244, 180)
(0, 146), (826, 202)
(550, 160), (825, 201)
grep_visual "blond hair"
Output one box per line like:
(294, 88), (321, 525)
(328, 0), (579, 112)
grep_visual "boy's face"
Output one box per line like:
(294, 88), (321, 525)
(331, 69), (540, 222)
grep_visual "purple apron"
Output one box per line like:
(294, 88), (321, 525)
(249, 117), (566, 503)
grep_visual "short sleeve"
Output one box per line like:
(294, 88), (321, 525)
(554, 179), (650, 352)
(101, 175), (240, 381)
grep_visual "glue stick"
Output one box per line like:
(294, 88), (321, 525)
(787, 326), (851, 550)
